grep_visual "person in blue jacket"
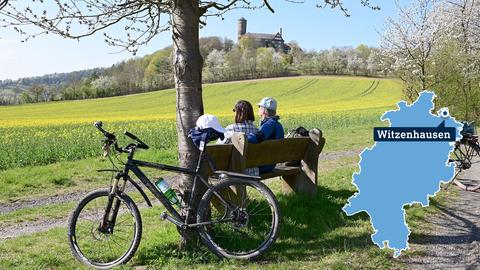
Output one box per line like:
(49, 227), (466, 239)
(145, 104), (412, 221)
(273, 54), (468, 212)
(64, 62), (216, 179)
(247, 97), (285, 173)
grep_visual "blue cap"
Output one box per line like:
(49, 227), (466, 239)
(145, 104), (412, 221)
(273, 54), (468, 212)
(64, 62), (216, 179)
(257, 97), (277, 110)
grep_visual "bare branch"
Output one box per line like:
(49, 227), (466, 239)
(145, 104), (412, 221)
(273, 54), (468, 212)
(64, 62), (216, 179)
(199, 0), (241, 13)
(317, 0), (380, 17)
(0, 0), (7, 11)
(0, 1), (172, 54)
(0, 0), (381, 53)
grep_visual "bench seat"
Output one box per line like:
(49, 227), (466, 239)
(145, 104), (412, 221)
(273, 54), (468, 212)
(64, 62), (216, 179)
(259, 165), (301, 180)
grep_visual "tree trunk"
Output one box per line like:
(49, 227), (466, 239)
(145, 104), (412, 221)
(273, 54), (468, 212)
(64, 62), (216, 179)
(171, 0), (204, 248)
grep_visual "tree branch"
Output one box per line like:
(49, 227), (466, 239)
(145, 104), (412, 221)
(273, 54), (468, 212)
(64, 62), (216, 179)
(0, 0), (7, 10)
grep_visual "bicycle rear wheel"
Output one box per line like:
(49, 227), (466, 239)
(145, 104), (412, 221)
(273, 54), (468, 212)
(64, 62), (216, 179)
(196, 177), (280, 259)
(68, 189), (142, 269)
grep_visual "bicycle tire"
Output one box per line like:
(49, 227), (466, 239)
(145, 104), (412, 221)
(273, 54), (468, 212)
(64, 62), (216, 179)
(68, 189), (142, 269)
(469, 141), (480, 157)
(196, 177), (280, 259)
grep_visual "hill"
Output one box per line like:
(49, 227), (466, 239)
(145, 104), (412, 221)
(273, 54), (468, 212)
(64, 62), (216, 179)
(0, 40), (385, 105)
(0, 76), (401, 127)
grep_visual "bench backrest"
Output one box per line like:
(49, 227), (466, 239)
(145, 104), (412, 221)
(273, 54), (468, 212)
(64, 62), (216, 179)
(205, 128), (325, 174)
(244, 137), (309, 167)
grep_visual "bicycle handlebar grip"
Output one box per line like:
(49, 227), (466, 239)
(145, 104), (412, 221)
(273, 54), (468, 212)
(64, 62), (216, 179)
(124, 131), (138, 140)
(124, 131), (149, 149)
(94, 121), (116, 140)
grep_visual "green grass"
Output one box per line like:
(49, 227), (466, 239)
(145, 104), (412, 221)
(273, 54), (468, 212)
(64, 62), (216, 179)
(0, 166), (455, 269)
(0, 149), (178, 203)
(0, 201), (77, 227)
(0, 166), (405, 270)
(0, 155), (361, 235)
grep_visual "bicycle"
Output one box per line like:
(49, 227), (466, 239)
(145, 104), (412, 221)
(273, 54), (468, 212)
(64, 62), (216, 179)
(449, 121), (480, 192)
(450, 122), (479, 169)
(68, 122), (280, 269)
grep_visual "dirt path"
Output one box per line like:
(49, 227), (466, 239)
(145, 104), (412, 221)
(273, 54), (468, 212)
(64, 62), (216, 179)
(401, 157), (480, 269)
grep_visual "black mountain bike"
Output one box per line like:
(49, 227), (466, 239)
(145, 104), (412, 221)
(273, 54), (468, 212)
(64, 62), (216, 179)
(68, 122), (280, 269)
(450, 122), (479, 171)
(448, 122), (480, 192)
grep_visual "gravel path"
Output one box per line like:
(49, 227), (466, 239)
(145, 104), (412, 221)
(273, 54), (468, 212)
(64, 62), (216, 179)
(0, 184), (139, 215)
(0, 216), (69, 240)
(402, 157), (480, 269)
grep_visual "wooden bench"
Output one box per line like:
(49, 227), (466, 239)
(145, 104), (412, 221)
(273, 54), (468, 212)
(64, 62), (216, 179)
(203, 128), (326, 197)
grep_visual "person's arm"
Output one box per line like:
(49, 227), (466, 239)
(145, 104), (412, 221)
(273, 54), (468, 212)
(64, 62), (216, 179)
(217, 125), (233, 144)
(247, 120), (275, 143)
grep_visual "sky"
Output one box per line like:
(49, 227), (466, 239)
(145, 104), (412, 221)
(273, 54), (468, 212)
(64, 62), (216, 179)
(0, 1), (407, 80)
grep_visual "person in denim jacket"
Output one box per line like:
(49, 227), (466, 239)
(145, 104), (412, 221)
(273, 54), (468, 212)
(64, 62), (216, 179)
(247, 97), (285, 173)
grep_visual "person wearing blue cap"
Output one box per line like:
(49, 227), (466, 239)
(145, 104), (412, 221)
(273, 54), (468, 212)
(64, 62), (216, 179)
(247, 97), (285, 173)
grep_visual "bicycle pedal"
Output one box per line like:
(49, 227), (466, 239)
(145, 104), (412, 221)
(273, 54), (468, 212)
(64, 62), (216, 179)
(159, 212), (167, 220)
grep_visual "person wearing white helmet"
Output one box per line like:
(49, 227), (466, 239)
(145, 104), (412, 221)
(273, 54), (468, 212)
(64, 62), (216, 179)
(247, 97), (285, 174)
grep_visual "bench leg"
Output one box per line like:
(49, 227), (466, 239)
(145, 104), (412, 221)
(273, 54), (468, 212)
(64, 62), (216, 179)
(282, 173), (317, 197)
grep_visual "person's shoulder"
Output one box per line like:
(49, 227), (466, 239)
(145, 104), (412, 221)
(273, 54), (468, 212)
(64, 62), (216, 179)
(225, 123), (235, 130)
(273, 116), (283, 124)
(247, 122), (259, 132)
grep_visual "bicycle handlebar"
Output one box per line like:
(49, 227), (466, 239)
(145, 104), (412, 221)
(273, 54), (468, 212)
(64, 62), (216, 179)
(94, 121), (149, 153)
(124, 131), (149, 149)
(94, 121), (116, 140)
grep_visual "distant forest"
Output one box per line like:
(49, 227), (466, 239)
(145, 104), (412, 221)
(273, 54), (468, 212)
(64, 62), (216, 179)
(0, 36), (391, 105)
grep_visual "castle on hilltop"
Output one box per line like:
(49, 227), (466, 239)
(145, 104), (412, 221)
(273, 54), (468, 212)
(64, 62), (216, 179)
(237, 17), (290, 54)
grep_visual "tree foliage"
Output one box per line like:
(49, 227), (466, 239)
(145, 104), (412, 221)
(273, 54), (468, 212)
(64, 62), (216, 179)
(0, 42), (387, 105)
(380, 0), (480, 120)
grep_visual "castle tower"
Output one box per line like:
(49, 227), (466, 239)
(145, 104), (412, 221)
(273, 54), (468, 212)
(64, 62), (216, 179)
(238, 17), (247, 41)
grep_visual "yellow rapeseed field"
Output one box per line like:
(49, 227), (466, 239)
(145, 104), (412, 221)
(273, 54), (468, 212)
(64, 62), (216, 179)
(0, 76), (403, 169)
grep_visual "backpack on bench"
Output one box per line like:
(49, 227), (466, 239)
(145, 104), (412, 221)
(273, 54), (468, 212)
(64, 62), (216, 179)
(284, 126), (310, 167)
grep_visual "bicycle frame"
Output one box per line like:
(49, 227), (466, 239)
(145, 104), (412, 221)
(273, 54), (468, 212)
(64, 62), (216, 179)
(105, 147), (237, 230)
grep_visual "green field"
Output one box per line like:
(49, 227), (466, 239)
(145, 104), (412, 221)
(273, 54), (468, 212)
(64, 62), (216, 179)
(0, 76), (421, 269)
(0, 76), (401, 127)
(0, 76), (401, 170)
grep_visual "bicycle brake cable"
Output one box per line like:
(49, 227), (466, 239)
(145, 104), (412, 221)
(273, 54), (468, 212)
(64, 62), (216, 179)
(113, 150), (126, 166)
(107, 150), (120, 170)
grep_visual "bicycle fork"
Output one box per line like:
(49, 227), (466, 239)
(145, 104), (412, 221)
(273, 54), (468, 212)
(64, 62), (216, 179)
(99, 173), (127, 234)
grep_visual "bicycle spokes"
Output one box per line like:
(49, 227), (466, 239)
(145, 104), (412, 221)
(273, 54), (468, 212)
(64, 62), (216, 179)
(204, 182), (277, 255)
(71, 191), (139, 266)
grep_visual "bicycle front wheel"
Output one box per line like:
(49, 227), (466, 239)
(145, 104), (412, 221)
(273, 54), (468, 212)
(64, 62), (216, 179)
(68, 189), (142, 269)
(197, 177), (280, 259)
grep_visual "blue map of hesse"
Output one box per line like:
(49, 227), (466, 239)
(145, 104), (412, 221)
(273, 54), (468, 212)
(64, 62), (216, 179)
(342, 91), (463, 257)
